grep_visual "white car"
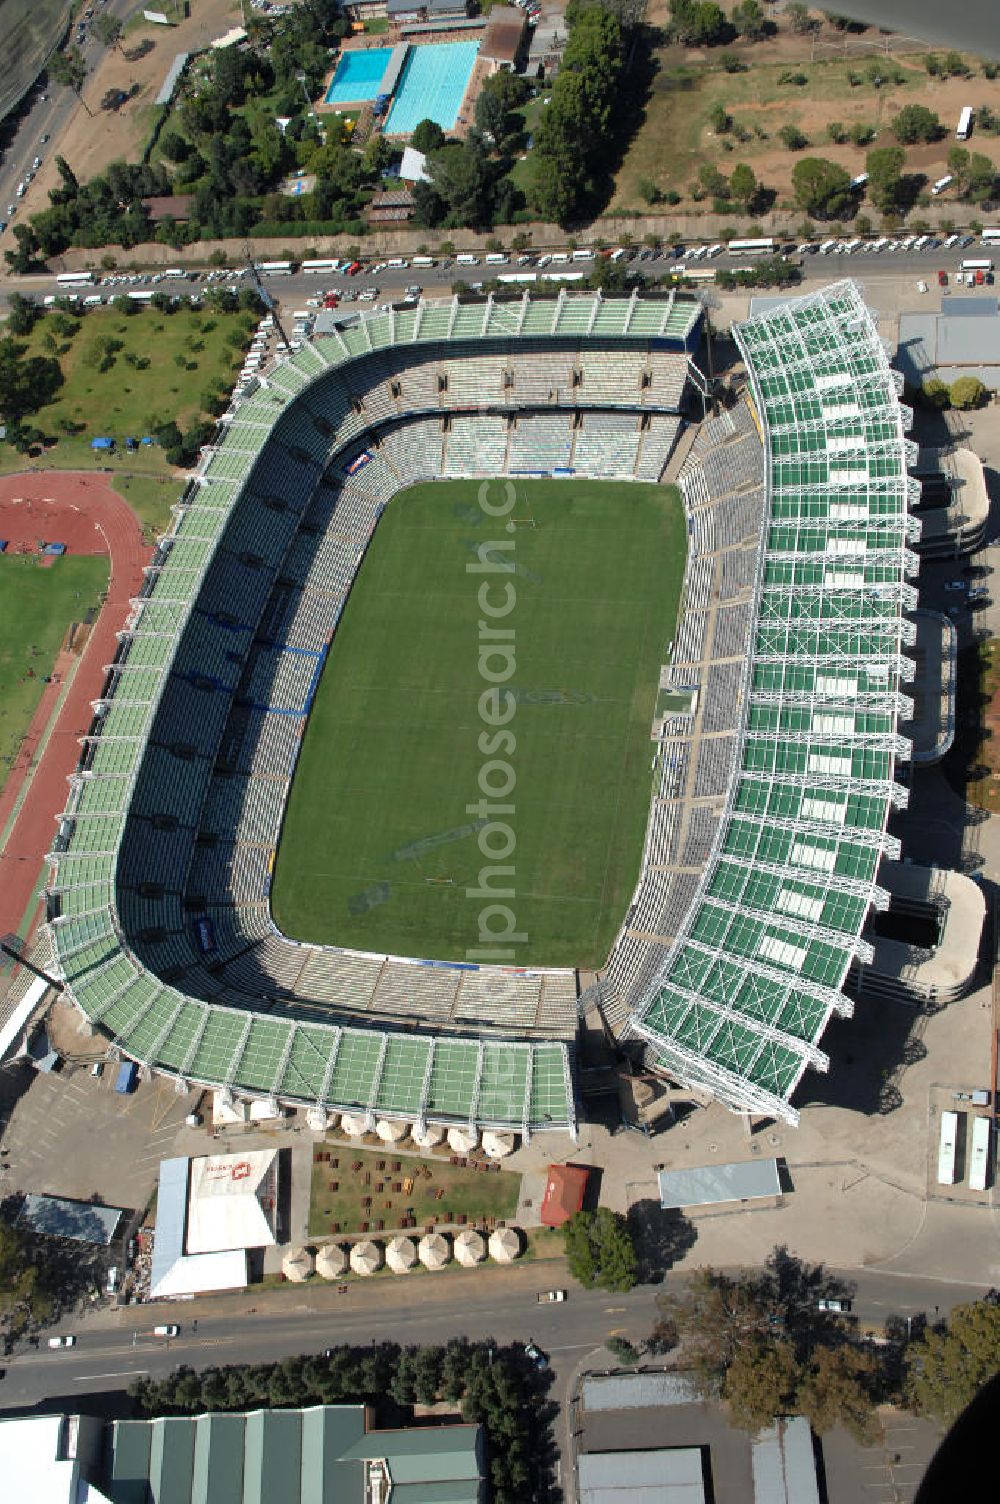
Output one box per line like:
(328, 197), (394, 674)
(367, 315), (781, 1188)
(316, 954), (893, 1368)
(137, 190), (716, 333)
(817, 1297), (851, 1313)
(153, 1324), (180, 1337)
(537, 1289), (566, 1302)
(48, 1335), (76, 1349)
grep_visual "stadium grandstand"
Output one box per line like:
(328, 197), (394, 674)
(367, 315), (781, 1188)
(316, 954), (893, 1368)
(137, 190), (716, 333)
(608, 280), (920, 1125)
(43, 289), (701, 1141)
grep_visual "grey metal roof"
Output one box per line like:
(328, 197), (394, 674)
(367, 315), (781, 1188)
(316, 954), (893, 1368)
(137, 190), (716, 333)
(582, 1372), (700, 1412)
(752, 1418), (820, 1504)
(580, 1449), (705, 1504)
(19, 1193), (125, 1245)
(147, 1155), (189, 1295)
(657, 1157), (781, 1209)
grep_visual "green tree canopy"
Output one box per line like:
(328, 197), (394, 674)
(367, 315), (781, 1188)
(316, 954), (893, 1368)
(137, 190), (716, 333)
(892, 103), (943, 144)
(865, 144), (906, 213)
(723, 1338), (798, 1431)
(563, 1209), (638, 1292)
(0, 338), (63, 421)
(729, 162), (758, 210)
(792, 156), (853, 218)
(669, 0), (728, 45)
(412, 118), (445, 154)
(906, 1299), (1000, 1427)
(950, 375), (987, 410)
(797, 1345), (879, 1442)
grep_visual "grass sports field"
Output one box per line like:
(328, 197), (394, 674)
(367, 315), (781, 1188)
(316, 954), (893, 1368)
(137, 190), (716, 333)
(272, 478), (686, 968)
(0, 554), (109, 793)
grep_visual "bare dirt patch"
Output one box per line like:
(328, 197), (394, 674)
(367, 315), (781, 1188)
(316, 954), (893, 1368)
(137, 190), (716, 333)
(20, 0), (240, 221)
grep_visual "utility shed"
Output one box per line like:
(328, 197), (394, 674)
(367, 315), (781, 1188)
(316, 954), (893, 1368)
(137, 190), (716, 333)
(657, 1158), (782, 1210)
(752, 1418), (820, 1504)
(579, 1449), (706, 1504)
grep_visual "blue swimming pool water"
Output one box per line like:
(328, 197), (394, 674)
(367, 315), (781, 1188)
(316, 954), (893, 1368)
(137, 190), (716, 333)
(324, 48), (392, 106)
(384, 41), (479, 135)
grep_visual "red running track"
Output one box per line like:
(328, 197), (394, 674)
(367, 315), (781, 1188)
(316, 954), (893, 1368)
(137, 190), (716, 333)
(0, 474), (152, 938)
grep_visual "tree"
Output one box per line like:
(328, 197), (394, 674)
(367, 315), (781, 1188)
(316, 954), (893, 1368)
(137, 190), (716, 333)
(792, 156), (853, 218)
(786, 2), (818, 32)
(892, 103), (943, 144)
(709, 101), (731, 134)
(723, 1338), (798, 1431)
(0, 338), (63, 421)
(6, 292), (39, 336)
(49, 48), (92, 115)
(906, 1299), (1000, 1427)
(731, 0), (767, 40)
(950, 375), (987, 410)
(729, 162), (758, 210)
(778, 124), (808, 150)
(669, 0), (728, 45)
(412, 118), (445, 154)
(563, 1209), (638, 1293)
(797, 1345), (879, 1442)
(94, 13), (124, 52)
(866, 145), (906, 213)
(160, 131), (193, 164)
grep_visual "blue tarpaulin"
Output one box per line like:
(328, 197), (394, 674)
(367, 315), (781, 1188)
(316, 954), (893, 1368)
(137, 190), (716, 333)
(43, 543), (66, 556)
(90, 436), (114, 450)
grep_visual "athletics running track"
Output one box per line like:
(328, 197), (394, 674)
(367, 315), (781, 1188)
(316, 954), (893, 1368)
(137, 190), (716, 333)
(0, 473), (151, 943)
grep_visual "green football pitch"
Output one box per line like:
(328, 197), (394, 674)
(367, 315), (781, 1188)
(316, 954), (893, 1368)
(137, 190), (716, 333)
(271, 478), (687, 968)
(0, 554), (109, 798)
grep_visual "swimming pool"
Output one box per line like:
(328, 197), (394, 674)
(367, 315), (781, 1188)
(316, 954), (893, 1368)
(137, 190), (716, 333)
(384, 41), (479, 135)
(324, 47), (392, 106)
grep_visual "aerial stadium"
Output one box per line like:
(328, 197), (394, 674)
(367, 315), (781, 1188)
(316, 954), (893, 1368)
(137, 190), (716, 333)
(43, 279), (918, 1140)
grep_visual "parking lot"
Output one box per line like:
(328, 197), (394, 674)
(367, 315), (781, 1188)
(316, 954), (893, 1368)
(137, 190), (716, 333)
(0, 1001), (196, 1217)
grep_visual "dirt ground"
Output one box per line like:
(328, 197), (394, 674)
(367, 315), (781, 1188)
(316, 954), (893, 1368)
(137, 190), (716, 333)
(614, 19), (1000, 217)
(18, 0), (241, 226)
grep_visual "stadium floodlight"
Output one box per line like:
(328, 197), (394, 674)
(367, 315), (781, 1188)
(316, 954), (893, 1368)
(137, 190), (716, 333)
(0, 932), (64, 993)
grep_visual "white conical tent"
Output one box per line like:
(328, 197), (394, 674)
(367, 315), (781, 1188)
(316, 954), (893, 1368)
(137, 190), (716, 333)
(418, 1231), (450, 1270)
(411, 1123), (446, 1149)
(386, 1234), (418, 1273)
(340, 1113), (369, 1137)
(488, 1226), (522, 1263)
(447, 1126), (479, 1154)
(454, 1228), (486, 1267)
(376, 1117), (409, 1143)
(349, 1239), (383, 1276)
(316, 1243), (348, 1280)
(282, 1245), (314, 1282)
(306, 1107), (337, 1133)
(481, 1130), (516, 1159)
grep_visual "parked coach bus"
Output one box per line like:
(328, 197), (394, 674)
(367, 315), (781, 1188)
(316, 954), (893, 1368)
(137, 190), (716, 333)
(258, 260), (296, 276)
(937, 1110), (959, 1186)
(957, 105), (973, 140)
(56, 271), (94, 287)
(961, 258), (993, 272)
(301, 259), (340, 274)
(969, 1114), (991, 1192)
(726, 237), (775, 255)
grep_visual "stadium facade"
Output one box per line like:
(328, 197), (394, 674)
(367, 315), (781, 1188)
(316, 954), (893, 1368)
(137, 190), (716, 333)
(45, 290), (700, 1141)
(44, 282), (917, 1136)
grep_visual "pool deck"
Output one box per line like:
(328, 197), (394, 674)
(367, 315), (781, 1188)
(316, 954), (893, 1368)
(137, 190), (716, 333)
(318, 30), (490, 137)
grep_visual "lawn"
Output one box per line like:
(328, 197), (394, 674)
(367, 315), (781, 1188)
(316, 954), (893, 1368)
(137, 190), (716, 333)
(111, 474), (185, 540)
(308, 1143), (520, 1239)
(271, 478), (686, 968)
(0, 554), (109, 788)
(1, 304), (255, 497)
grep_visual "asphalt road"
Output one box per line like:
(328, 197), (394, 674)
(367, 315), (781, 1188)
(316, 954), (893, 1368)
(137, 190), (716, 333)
(0, 244), (994, 316)
(0, 0), (140, 230)
(0, 1260), (988, 1411)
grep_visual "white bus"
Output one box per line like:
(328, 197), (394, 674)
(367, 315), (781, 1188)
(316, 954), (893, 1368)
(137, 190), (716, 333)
(969, 1114), (991, 1192)
(301, 259), (339, 274)
(957, 105), (973, 140)
(496, 272), (537, 284)
(56, 271), (95, 287)
(726, 237), (775, 256)
(127, 290), (154, 303)
(981, 228), (1000, 244)
(961, 258), (993, 272)
(937, 1110), (959, 1186)
(258, 260), (295, 276)
(162, 267), (188, 279)
(544, 270), (586, 283)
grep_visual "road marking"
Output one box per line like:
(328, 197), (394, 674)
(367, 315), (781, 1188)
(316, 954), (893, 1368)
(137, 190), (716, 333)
(73, 1369), (149, 1380)
(604, 1307), (626, 1313)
